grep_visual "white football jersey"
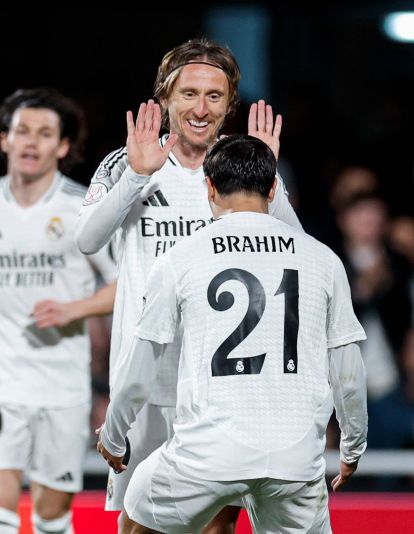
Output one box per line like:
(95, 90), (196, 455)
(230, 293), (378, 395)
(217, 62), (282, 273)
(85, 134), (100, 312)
(78, 136), (303, 405)
(0, 173), (116, 407)
(136, 211), (366, 481)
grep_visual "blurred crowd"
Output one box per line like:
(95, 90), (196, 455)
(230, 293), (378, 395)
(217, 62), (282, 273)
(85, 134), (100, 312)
(321, 165), (414, 453)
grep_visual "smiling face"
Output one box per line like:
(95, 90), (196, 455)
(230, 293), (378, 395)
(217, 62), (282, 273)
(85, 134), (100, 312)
(0, 107), (69, 181)
(163, 63), (230, 151)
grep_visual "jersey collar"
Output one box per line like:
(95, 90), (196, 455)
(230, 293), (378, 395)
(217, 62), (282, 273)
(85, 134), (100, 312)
(2, 172), (63, 205)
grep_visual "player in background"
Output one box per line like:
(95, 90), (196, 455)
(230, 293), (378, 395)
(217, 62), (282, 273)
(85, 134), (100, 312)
(98, 134), (368, 534)
(76, 38), (302, 532)
(0, 88), (117, 534)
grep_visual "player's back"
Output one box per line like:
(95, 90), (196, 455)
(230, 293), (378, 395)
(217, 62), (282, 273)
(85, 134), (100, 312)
(163, 211), (364, 482)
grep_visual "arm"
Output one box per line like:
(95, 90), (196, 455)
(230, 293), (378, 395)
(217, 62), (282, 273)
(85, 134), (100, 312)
(32, 281), (116, 328)
(97, 336), (165, 472)
(75, 101), (178, 254)
(329, 342), (368, 491)
(98, 252), (179, 471)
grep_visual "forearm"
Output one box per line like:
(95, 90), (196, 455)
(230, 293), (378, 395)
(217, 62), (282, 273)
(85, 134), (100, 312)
(68, 281), (116, 320)
(329, 342), (368, 464)
(76, 166), (151, 254)
(100, 337), (164, 455)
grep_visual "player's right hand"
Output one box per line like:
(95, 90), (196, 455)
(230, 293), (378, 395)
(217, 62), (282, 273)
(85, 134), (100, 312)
(126, 100), (178, 176)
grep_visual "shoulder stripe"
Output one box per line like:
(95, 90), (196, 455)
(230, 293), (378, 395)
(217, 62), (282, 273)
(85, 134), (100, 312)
(101, 147), (125, 166)
(106, 149), (127, 171)
(61, 178), (87, 197)
(62, 178), (87, 192)
(102, 147), (127, 170)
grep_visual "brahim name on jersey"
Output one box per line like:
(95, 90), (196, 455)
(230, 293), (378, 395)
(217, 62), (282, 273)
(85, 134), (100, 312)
(212, 235), (295, 254)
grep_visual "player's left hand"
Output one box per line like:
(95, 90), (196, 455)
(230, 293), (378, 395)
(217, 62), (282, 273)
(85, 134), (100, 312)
(96, 429), (127, 473)
(331, 460), (359, 492)
(32, 300), (77, 328)
(248, 99), (282, 160)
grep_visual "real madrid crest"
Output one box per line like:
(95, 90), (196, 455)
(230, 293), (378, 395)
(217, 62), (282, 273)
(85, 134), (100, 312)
(46, 216), (65, 240)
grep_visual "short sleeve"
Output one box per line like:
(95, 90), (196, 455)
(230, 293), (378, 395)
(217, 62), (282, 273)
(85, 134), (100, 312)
(135, 254), (179, 344)
(327, 255), (366, 348)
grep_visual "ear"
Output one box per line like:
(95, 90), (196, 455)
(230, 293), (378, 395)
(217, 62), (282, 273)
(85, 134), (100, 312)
(0, 132), (9, 153)
(206, 176), (216, 201)
(57, 137), (70, 160)
(268, 177), (277, 203)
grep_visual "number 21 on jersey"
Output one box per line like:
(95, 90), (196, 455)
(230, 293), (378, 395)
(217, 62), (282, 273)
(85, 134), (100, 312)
(207, 268), (299, 377)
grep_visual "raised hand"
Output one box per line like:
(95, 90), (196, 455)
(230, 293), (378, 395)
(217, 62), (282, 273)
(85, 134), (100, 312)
(126, 99), (178, 176)
(248, 99), (282, 161)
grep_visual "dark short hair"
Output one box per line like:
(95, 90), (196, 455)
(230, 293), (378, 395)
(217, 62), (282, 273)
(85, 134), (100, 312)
(154, 37), (241, 129)
(0, 87), (86, 171)
(203, 134), (277, 198)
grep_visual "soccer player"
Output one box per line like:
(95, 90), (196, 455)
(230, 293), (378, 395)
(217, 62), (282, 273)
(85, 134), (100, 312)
(98, 134), (368, 533)
(0, 88), (117, 534)
(76, 38), (302, 532)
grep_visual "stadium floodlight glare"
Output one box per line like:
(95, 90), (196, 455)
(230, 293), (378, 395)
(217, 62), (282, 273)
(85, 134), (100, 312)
(384, 12), (414, 42)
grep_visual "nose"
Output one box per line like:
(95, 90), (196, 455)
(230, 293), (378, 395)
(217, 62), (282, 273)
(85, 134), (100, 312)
(25, 133), (38, 146)
(193, 97), (208, 117)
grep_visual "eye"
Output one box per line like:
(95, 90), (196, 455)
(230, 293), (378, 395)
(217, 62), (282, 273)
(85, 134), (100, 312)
(209, 93), (222, 102)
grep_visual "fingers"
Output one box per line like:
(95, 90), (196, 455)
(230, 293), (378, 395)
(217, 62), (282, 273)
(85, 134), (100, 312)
(257, 100), (266, 132)
(143, 100), (155, 131)
(162, 133), (178, 154)
(113, 464), (128, 474)
(248, 100), (278, 135)
(126, 110), (136, 137)
(265, 104), (274, 134)
(32, 300), (55, 314)
(96, 441), (126, 473)
(248, 102), (258, 133)
(331, 474), (342, 492)
(274, 113), (282, 137)
(128, 100), (161, 137)
(31, 301), (58, 328)
(152, 103), (162, 134)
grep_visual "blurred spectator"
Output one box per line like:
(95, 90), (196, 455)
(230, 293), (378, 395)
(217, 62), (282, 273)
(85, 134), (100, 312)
(335, 193), (413, 449)
(389, 216), (414, 324)
(329, 166), (379, 213)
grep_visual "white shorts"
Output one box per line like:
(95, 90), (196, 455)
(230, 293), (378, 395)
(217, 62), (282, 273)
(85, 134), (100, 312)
(105, 403), (175, 511)
(0, 402), (90, 493)
(125, 444), (331, 534)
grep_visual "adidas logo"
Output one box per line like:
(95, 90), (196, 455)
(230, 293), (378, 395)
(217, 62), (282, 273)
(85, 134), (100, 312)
(143, 190), (169, 207)
(56, 472), (73, 482)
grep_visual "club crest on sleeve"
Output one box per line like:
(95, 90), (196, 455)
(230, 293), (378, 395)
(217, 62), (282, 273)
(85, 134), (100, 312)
(46, 216), (65, 240)
(83, 183), (108, 206)
(96, 168), (110, 180)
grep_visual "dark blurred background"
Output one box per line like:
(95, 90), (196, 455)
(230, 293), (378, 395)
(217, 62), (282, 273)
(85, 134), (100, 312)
(2, 2), (413, 490)
(1, 3), (413, 228)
